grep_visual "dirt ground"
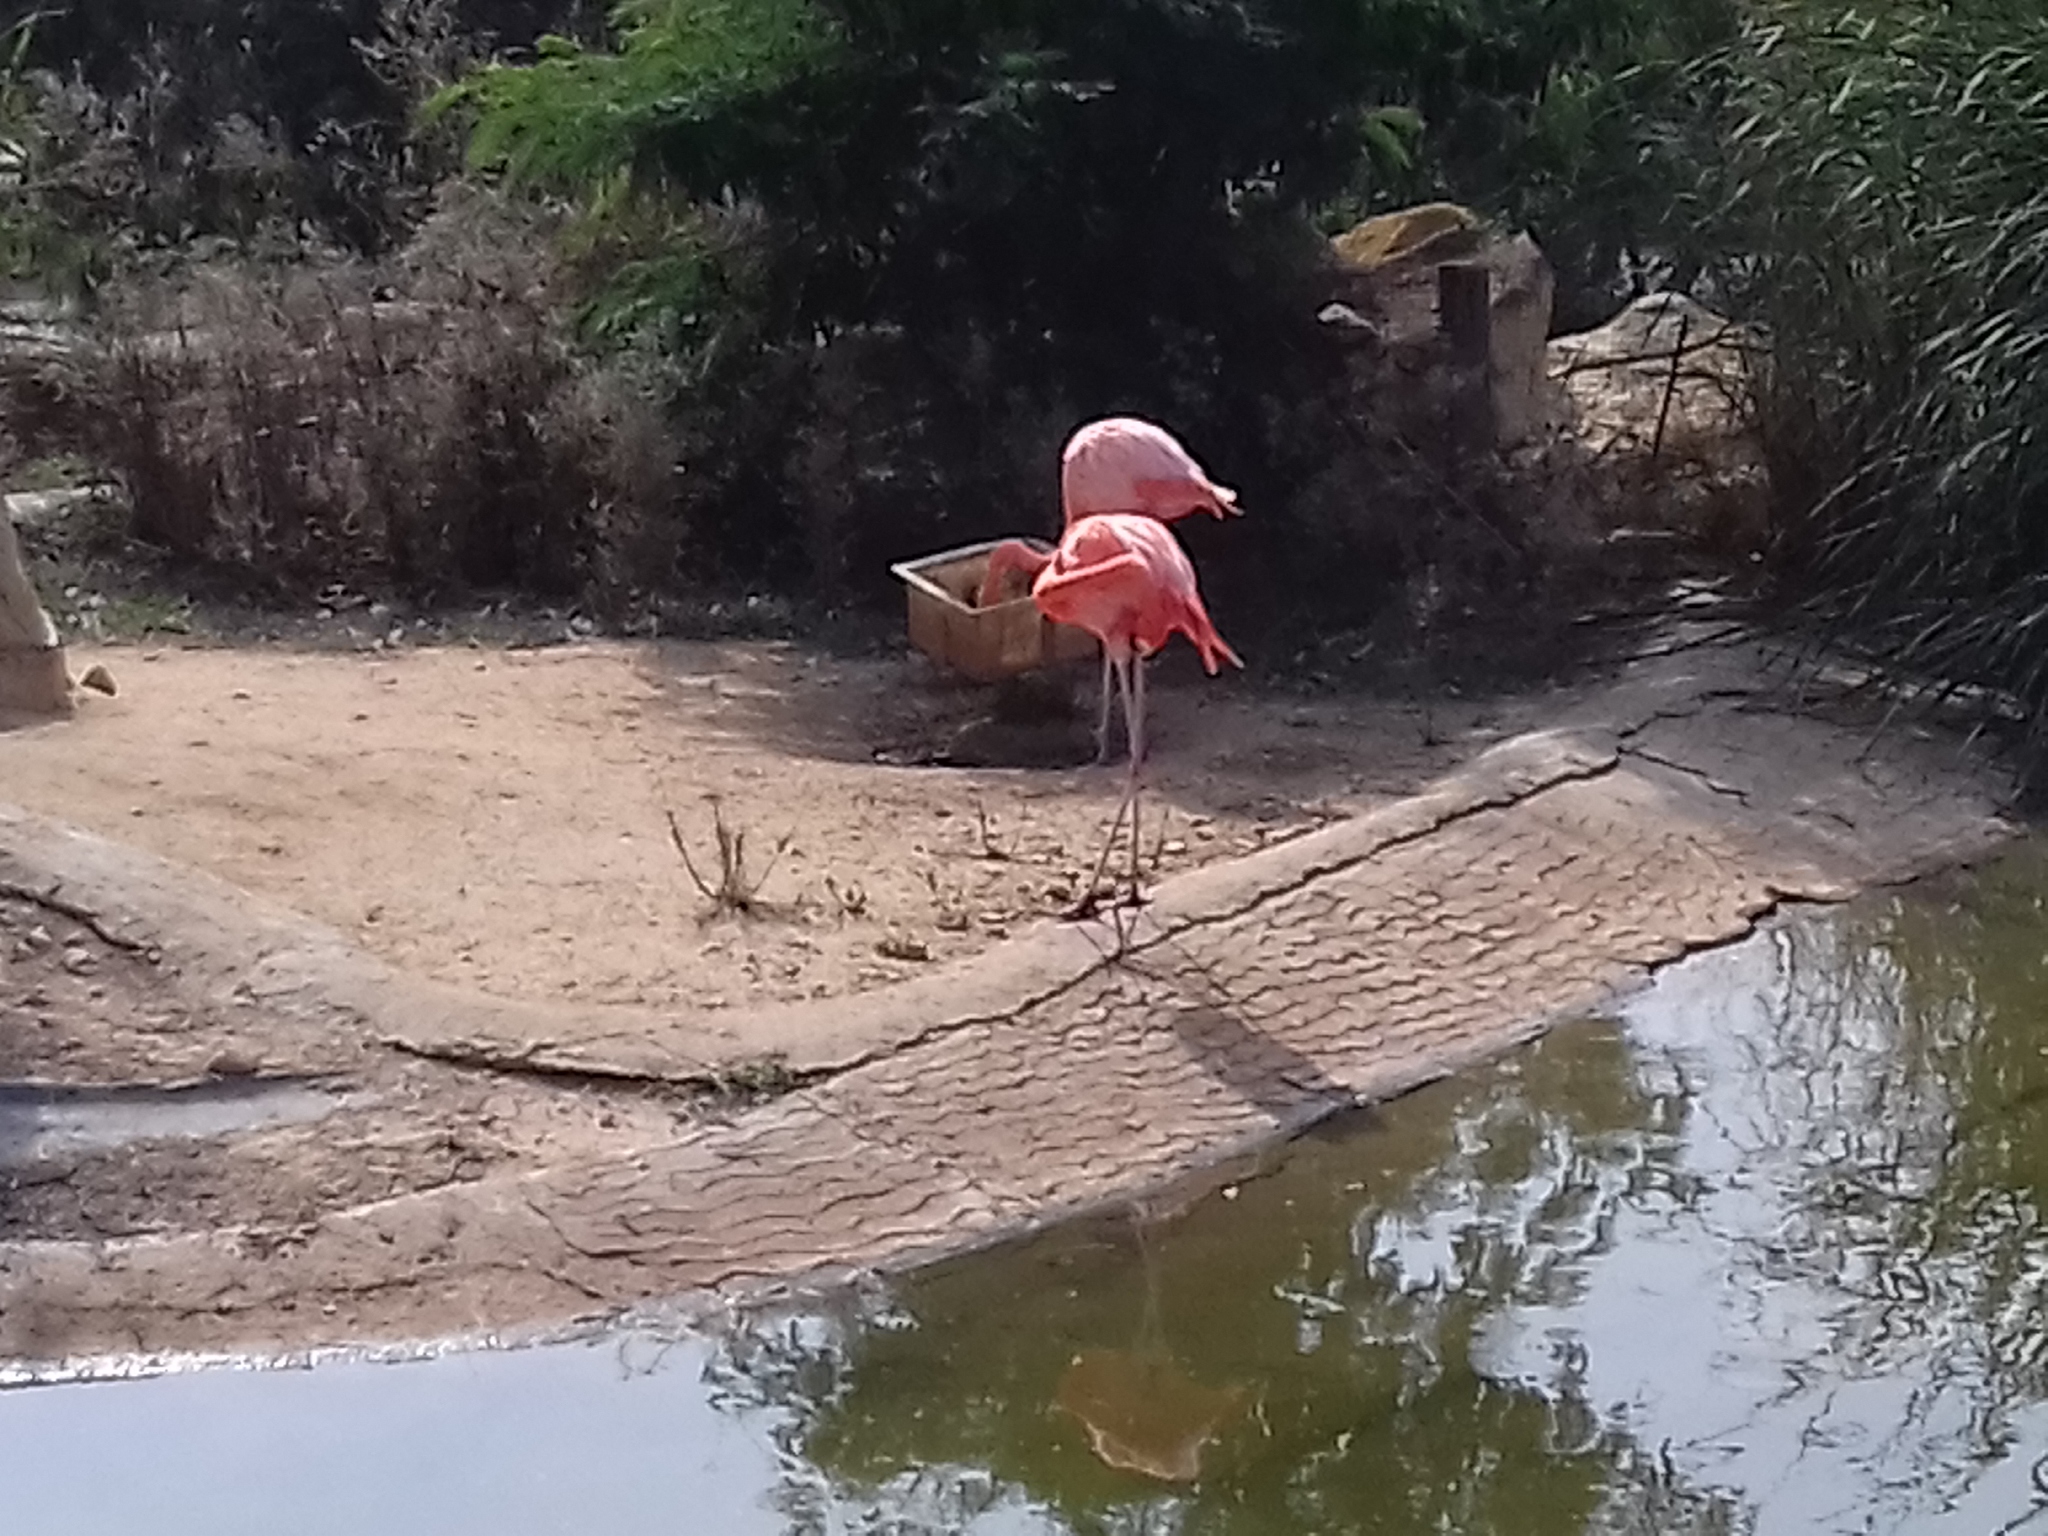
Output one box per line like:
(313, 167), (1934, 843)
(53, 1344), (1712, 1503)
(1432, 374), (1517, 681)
(0, 635), (1541, 1013)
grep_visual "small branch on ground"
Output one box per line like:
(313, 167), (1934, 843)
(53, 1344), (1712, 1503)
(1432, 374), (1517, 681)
(971, 796), (1011, 860)
(824, 874), (869, 919)
(666, 796), (793, 917)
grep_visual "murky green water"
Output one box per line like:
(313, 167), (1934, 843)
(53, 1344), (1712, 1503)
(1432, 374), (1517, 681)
(10, 842), (2048, 1535)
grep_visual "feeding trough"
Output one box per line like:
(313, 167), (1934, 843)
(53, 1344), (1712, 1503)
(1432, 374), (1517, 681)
(891, 538), (1099, 683)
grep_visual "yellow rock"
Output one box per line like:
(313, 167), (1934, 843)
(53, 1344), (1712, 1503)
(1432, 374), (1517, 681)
(1330, 201), (1482, 271)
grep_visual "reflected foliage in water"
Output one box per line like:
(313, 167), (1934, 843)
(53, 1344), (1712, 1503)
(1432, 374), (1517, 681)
(708, 1009), (1739, 1533)
(696, 841), (2048, 1535)
(1729, 845), (2048, 1506)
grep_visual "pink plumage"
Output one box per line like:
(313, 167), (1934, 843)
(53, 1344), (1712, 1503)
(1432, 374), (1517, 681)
(1026, 512), (1241, 903)
(976, 536), (1052, 609)
(967, 415), (1242, 810)
(1031, 513), (1241, 676)
(1060, 416), (1240, 527)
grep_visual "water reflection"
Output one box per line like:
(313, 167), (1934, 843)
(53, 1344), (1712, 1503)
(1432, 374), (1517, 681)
(10, 845), (2048, 1535)
(707, 843), (2048, 1535)
(721, 1025), (1741, 1535)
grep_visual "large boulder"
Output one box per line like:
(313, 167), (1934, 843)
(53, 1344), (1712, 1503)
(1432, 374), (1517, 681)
(1547, 290), (1755, 458)
(1543, 291), (1768, 558)
(1328, 201), (1481, 270)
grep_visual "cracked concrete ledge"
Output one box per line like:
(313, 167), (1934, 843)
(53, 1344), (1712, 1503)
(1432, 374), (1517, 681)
(0, 719), (1623, 1088)
(0, 637), (2026, 1366)
(0, 654), (1765, 1087)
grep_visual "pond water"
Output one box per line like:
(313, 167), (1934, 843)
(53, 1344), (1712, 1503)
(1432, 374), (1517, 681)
(0, 1076), (352, 1167)
(9, 841), (2048, 1535)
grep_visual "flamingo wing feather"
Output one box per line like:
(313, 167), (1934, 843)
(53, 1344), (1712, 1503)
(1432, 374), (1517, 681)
(1029, 549), (1151, 638)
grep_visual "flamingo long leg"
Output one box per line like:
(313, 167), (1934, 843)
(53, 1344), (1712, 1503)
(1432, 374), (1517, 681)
(1130, 652), (1148, 767)
(1121, 657), (1143, 896)
(1081, 784), (1134, 908)
(1128, 767), (1141, 896)
(1094, 648), (1116, 765)
(1082, 654), (1138, 903)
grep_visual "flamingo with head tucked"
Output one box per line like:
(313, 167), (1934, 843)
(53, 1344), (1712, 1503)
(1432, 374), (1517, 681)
(1060, 416), (1240, 528)
(979, 417), (1241, 759)
(1024, 512), (1242, 902)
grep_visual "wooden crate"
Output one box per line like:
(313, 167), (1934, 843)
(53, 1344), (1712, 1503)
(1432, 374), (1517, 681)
(890, 539), (1099, 683)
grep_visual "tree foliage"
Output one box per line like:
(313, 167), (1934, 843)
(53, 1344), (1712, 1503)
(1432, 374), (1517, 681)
(0, 15), (86, 289)
(430, 0), (1440, 600)
(440, 0), (1396, 358)
(1339, 0), (1739, 326)
(442, 0), (1740, 343)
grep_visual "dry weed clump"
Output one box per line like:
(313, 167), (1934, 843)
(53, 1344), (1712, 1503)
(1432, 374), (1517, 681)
(666, 798), (792, 919)
(86, 190), (678, 603)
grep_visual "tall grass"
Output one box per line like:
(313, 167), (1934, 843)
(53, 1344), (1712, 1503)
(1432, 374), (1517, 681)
(1717, 1), (2048, 761)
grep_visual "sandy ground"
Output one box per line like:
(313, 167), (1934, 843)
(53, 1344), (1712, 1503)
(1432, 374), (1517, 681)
(0, 636), (1532, 1012)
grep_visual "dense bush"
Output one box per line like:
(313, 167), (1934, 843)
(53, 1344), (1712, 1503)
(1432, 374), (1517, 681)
(430, 0), (1582, 625)
(0, 0), (601, 263)
(1319, 0), (1739, 330)
(443, 0), (1391, 337)
(88, 186), (679, 605)
(1696, 1), (2048, 765)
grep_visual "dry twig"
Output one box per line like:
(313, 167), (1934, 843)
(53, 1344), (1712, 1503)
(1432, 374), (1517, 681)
(666, 796), (792, 916)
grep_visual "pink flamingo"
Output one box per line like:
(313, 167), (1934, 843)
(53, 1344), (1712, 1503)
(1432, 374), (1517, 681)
(979, 416), (1241, 758)
(1060, 416), (1241, 528)
(1023, 512), (1242, 901)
